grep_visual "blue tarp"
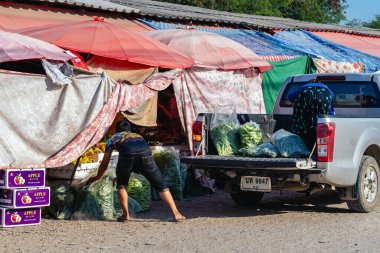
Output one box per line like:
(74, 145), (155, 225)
(139, 19), (305, 57)
(274, 31), (380, 73)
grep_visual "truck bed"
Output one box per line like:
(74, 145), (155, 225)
(181, 155), (321, 172)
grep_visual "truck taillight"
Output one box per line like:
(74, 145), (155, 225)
(316, 123), (336, 162)
(192, 121), (203, 142)
(192, 120), (204, 156)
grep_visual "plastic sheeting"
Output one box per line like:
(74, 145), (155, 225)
(312, 32), (380, 58)
(313, 58), (364, 74)
(0, 69), (181, 168)
(262, 56), (317, 113)
(172, 67), (266, 150)
(274, 31), (380, 73)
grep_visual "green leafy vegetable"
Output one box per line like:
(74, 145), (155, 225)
(113, 191), (142, 216)
(210, 122), (241, 156)
(47, 184), (76, 220)
(152, 148), (187, 200)
(127, 173), (151, 212)
(75, 177), (114, 220)
(240, 122), (263, 149)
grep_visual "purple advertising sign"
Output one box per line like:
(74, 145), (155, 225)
(0, 169), (45, 188)
(1, 208), (41, 227)
(0, 188), (50, 208)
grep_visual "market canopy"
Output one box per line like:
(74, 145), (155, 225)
(145, 28), (272, 72)
(17, 17), (194, 69)
(273, 30), (380, 73)
(312, 32), (380, 58)
(0, 31), (72, 63)
(140, 19), (305, 62)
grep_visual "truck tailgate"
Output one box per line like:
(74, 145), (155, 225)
(181, 155), (320, 172)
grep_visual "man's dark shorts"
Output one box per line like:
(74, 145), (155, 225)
(115, 150), (168, 192)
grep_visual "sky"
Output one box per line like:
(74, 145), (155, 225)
(345, 0), (380, 23)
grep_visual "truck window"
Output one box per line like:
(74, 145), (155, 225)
(280, 81), (380, 108)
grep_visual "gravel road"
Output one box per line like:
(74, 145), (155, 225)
(1, 190), (379, 253)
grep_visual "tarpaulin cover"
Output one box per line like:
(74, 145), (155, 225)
(18, 18), (194, 69)
(274, 31), (380, 73)
(86, 56), (159, 127)
(87, 56), (156, 85)
(262, 56), (316, 113)
(140, 19), (305, 59)
(145, 28), (272, 72)
(312, 32), (380, 58)
(171, 67), (266, 150)
(0, 70), (181, 168)
(313, 58), (364, 74)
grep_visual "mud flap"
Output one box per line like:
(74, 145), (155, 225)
(338, 185), (358, 200)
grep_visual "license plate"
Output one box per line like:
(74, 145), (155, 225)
(241, 176), (271, 192)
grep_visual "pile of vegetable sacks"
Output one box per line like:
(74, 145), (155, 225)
(47, 173), (148, 220)
(152, 147), (187, 200)
(210, 116), (309, 158)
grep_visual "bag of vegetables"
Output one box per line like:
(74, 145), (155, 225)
(113, 191), (142, 217)
(239, 143), (280, 158)
(127, 173), (151, 212)
(47, 183), (76, 220)
(74, 176), (115, 220)
(240, 121), (263, 149)
(152, 147), (186, 200)
(271, 129), (310, 158)
(210, 110), (241, 156)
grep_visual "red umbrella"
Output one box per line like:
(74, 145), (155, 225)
(145, 29), (272, 72)
(17, 17), (194, 69)
(0, 31), (72, 63)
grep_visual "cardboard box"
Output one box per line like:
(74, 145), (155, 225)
(0, 168), (45, 188)
(0, 187), (50, 208)
(0, 208), (41, 227)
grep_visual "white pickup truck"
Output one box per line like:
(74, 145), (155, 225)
(181, 73), (380, 213)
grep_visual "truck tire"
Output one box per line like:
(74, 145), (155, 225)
(230, 190), (264, 206)
(347, 156), (379, 213)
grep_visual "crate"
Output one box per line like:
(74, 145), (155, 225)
(0, 168), (45, 188)
(0, 187), (50, 208)
(0, 208), (41, 227)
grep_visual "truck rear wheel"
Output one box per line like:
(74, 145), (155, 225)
(347, 156), (379, 213)
(230, 190), (264, 206)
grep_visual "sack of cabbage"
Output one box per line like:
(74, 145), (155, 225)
(73, 174), (148, 220)
(151, 147), (187, 200)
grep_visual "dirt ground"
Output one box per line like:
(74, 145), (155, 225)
(1, 190), (380, 253)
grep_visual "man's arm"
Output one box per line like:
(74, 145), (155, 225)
(86, 151), (112, 184)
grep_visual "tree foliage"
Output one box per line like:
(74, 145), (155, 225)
(363, 15), (380, 29)
(156, 0), (347, 24)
